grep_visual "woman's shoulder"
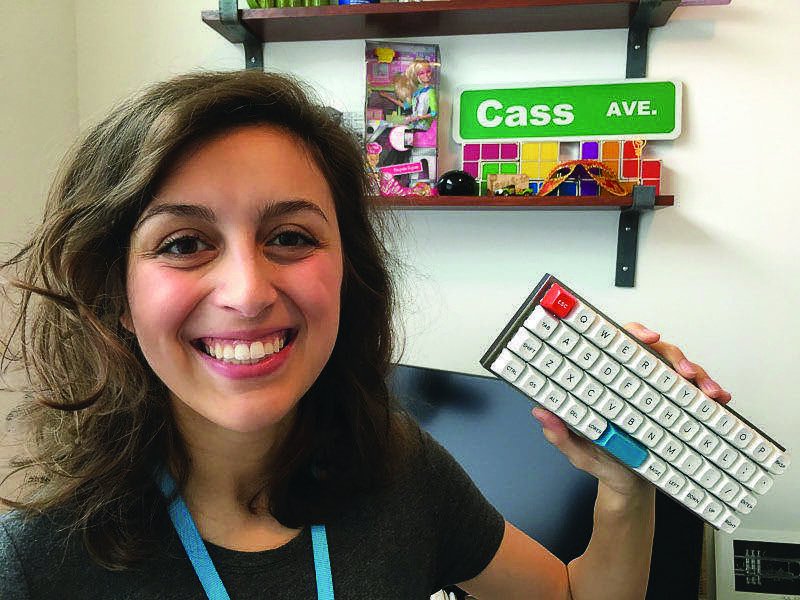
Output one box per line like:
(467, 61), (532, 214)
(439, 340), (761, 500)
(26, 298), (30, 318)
(1, 508), (76, 560)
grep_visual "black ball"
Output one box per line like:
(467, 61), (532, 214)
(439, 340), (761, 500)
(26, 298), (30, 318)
(436, 170), (478, 196)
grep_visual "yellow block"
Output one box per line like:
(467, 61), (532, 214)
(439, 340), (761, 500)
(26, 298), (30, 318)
(541, 143), (559, 161)
(521, 161), (540, 179)
(521, 143), (540, 161)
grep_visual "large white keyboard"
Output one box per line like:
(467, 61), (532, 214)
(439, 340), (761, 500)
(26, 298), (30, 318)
(480, 274), (790, 533)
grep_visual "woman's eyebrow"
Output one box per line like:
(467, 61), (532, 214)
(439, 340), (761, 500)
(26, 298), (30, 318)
(258, 199), (329, 224)
(134, 203), (215, 231)
(134, 199), (329, 232)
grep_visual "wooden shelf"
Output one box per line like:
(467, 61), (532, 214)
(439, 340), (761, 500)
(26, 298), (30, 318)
(373, 194), (675, 210)
(202, 0), (681, 43)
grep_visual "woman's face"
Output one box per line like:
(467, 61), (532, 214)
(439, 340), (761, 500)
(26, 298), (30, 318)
(125, 125), (343, 436)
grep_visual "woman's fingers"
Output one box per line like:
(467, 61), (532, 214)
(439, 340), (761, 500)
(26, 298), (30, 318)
(623, 322), (732, 405)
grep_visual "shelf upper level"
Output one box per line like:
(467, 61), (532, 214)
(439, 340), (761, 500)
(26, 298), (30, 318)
(375, 194), (675, 209)
(202, 0), (681, 43)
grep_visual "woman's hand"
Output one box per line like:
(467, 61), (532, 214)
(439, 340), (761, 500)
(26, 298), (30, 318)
(532, 323), (732, 498)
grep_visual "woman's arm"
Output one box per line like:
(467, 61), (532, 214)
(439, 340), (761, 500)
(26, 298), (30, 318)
(458, 323), (730, 599)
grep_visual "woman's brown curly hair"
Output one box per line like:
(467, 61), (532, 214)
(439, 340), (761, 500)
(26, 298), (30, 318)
(0, 70), (412, 569)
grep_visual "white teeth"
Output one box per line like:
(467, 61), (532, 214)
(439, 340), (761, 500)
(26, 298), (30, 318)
(234, 344), (249, 361)
(200, 332), (289, 364)
(250, 341), (265, 360)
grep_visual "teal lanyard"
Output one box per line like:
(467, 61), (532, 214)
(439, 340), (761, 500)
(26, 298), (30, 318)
(158, 472), (334, 600)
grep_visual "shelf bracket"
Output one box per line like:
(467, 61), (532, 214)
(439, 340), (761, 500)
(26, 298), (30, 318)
(219, 0), (263, 70)
(627, 0), (661, 78)
(616, 185), (655, 287)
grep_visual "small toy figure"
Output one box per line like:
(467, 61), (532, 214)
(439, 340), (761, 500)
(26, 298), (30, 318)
(404, 59), (438, 131)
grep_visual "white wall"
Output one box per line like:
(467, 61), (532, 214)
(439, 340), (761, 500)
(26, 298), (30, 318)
(7, 0), (798, 559)
(0, 1), (79, 248)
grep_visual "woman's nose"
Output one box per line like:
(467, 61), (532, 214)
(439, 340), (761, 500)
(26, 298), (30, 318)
(213, 249), (278, 319)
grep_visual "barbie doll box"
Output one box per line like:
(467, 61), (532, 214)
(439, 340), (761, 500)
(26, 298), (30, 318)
(365, 41), (440, 197)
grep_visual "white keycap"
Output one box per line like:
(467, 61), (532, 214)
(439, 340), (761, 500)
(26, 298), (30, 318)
(636, 453), (668, 483)
(713, 443), (741, 472)
(595, 390), (625, 420)
(745, 436), (772, 463)
(694, 426), (721, 457)
(530, 345), (563, 377)
(696, 461), (723, 489)
(552, 360), (583, 391)
(584, 317), (618, 349)
(647, 362), (679, 394)
(719, 509), (741, 533)
(507, 328), (542, 361)
(729, 423), (756, 450)
(515, 366), (547, 400)
(576, 410), (607, 441)
(687, 393), (720, 423)
(746, 469), (774, 495)
(588, 354), (622, 385)
(663, 467), (687, 496)
(607, 334), (639, 364)
(524, 305), (558, 340)
(550, 323), (580, 355)
(539, 381), (568, 412)
(706, 408), (737, 437)
(562, 301), (596, 333)
(699, 498), (725, 524)
(630, 348), (658, 379)
(490, 349), (526, 382)
(570, 339), (601, 370)
(615, 404), (645, 434)
(714, 474), (740, 504)
(766, 451), (790, 475)
(675, 447), (702, 475)
(556, 396), (588, 426)
(666, 378), (698, 407)
(656, 433), (684, 464)
(652, 402), (682, 429)
(633, 419), (665, 449)
(731, 455), (758, 483)
(572, 375), (604, 406)
(733, 490), (757, 514)
(672, 414), (701, 443)
(678, 482), (706, 510)
(607, 368), (642, 399)
(629, 385), (662, 414)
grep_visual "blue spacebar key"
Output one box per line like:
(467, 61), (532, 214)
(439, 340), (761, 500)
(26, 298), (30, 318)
(594, 423), (648, 468)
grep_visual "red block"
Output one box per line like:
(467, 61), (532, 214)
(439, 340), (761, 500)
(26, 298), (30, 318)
(641, 160), (661, 179)
(540, 284), (576, 318)
(622, 159), (640, 179)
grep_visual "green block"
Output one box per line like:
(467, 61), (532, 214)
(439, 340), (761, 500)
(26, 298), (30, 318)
(500, 162), (519, 174)
(481, 162), (500, 178)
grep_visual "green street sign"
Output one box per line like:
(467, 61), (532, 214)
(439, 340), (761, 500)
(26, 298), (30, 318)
(454, 80), (681, 143)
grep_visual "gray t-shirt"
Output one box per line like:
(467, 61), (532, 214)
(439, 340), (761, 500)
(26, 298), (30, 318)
(0, 426), (505, 599)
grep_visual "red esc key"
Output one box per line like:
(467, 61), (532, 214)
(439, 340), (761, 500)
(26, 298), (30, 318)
(540, 284), (576, 318)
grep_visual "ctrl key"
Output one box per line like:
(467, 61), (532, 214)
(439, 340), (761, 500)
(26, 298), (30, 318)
(490, 349), (526, 383)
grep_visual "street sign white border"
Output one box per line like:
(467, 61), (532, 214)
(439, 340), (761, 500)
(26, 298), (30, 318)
(452, 78), (683, 144)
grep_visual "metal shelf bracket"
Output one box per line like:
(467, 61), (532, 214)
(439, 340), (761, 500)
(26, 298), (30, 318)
(616, 185), (655, 287)
(219, 0), (263, 69)
(617, 0), (662, 286)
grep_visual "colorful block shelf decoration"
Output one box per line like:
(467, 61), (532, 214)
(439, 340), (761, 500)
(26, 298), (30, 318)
(460, 138), (664, 197)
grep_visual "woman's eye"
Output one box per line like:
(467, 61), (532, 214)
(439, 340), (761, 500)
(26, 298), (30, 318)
(158, 236), (210, 256)
(270, 231), (317, 248)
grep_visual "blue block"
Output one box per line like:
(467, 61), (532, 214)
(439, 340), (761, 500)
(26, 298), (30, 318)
(594, 423), (648, 468)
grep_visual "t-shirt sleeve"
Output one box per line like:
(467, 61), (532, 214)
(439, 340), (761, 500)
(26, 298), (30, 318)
(0, 514), (32, 600)
(417, 427), (506, 588)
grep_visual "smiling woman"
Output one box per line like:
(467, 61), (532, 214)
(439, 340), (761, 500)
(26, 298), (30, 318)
(0, 69), (716, 600)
